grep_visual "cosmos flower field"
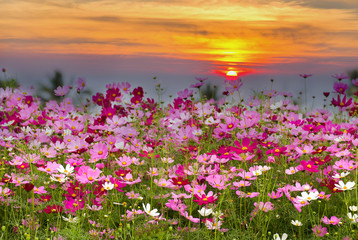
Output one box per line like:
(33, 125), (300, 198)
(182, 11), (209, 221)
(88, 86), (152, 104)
(0, 74), (358, 240)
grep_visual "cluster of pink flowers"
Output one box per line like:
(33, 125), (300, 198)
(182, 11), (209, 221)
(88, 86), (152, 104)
(0, 72), (357, 238)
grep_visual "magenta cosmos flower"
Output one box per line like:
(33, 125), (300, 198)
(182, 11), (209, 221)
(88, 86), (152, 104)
(299, 74), (312, 79)
(194, 192), (217, 205)
(333, 82), (348, 94)
(331, 95), (352, 110)
(299, 160), (319, 173)
(231, 137), (257, 154)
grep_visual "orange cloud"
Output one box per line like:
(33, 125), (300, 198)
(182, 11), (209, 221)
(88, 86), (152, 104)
(1, 0), (357, 75)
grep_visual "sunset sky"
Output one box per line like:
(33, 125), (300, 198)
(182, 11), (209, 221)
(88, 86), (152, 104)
(1, 0), (358, 101)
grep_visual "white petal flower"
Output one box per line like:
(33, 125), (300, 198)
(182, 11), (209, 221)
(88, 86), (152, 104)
(347, 212), (358, 223)
(273, 233), (288, 240)
(102, 182), (114, 191)
(252, 170), (262, 176)
(349, 206), (358, 212)
(115, 142), (125, 150)
(63, 129), (72, 136)
(297, 191), (319, 202)
(335, 181), (356, 191)
(57, 164), (74, 175)
(142, 203), (160, 217)
(198, 207), (213, 217)
(62, 215), (79, 223)
(291, 220), (302, 226)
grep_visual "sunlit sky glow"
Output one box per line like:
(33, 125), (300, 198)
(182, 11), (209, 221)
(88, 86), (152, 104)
(1, 0), (358, 87)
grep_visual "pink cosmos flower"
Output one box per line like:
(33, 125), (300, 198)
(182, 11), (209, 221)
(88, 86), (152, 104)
(299, 74), (312, 79)
(177, 89), (193, 99)
(312, 225), (327, 237)
(331, 73), (349, 81)
(232, 180), (251, 188)
(165, 198), (183, 212)
(321, 216), (341, 225)
(221, 116), (239, 131)
(40, 147), (57, 158)
(116, 155), (132, 167)
(121, 172), (141, 185)
(254, 201), (275, 212)
(245, 192), (260, 198)
(125, 191), (142, 199)
(38, 162), (62, 174)
(225, 79), (243, 93)
(231, 137), (257, 154)
(54, 85), (71, 96)
(268, 190), (283, 199)
(76, 166), (102, 184)
(250, 201), (274, 219)
(118, 82), (130, 93)
(181, 211), (200, 223)
(89, 143), (108, 161)
(331, 94), (352, 110)
(352, 78), (358, 86)
(75, 78), (86, 92)
(110, 177), (126, 192)
(285, 166), (299, 175)
(266, 146), (287, 156)
(34, 186), (47, 194)
(206, 175), (228, 190)
(237, 171), (257, 180)
(205, 217), (223, 230)
(184, 183), (207, 195)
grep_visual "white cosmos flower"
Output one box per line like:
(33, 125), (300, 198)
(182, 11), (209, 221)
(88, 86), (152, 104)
(335, 181), (356, 191)
(50, 174), (68, 183)
(297, 191), (319, 202)
(115, 141), (125, 150)
(270, 101), (283, 110)
(347, 212), (358, 223)
(62, 215), (79, 223)
(57, 164), (74, 175)
(252, 170), (262, 176)
(291, 220), (302, 226)
(142, 203), (160, 217)
(198, 207), (213, 217)
(273, 233), (288, 240)
(63, 129), (72, 136)
(349, 206), (358, 212)
(1, 120), (14, 127)
(204, 116), (219, 125)
(102, 182), (114, 191)
(192, 129), (203, 136)
(332, 171), (350, 179)
(44, 127), (54, 136)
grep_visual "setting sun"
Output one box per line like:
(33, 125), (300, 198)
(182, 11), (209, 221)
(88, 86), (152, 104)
(226, 71), (238, 77)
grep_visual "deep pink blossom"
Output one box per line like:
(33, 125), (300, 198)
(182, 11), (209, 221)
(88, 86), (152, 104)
(299, 160), (319, 173)
(333, 82), (348, 94)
